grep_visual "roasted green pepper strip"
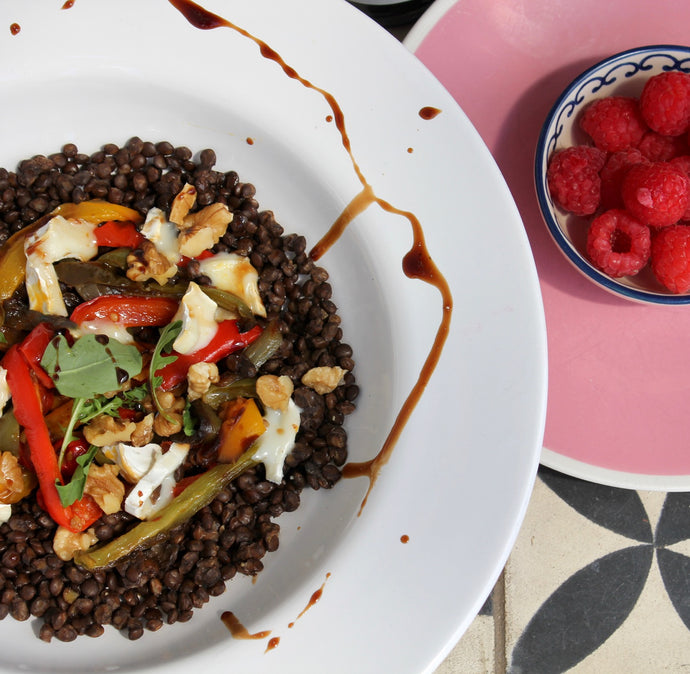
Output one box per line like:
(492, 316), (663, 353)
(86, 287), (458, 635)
(242, 319), (283, 368)
(202, 377), (257, 410)
(199, 286), (253, 321)
(74, 446), (260, 571)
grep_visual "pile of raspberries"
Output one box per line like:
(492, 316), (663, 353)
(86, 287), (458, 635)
(547, 70), (690, 293)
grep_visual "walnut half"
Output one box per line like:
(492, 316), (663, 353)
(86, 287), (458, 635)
(84, 464), (124, 515)
(127, 240), (178, 285)
(178, 203), (233, 258)
(83, 415), (136, 447)
(53, 526), (97, 562)
(301, 366), (347, 395)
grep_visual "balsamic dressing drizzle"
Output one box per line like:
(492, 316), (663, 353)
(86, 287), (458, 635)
(9, 23), (20, 35)
(167, 0), (453, 514)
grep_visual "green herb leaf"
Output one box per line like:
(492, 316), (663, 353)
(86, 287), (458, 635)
(0, 333), (7, 345)
(150, 321), (182, 421)
(182, 399), (196, 437)
(55, 444), (99, 507)
(41, 334), (143, 399)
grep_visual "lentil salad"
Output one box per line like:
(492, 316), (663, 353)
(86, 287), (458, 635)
(0, 137), (357, 641)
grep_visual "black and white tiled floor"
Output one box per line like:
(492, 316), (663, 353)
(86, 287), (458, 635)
(437, 467), (690, 673)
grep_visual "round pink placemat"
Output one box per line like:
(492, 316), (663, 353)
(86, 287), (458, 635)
(409, 0), (690, 487)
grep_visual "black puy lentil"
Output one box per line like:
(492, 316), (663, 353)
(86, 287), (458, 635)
(0, 139), (359, 641)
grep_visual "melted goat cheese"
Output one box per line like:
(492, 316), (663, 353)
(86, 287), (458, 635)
(172, 281), (219, 355)
(123, 442), (189, 519)
(24, 216), (98, 316)
(140, 207), (181, 264)
(197, 252), (267, 318)
(253, 398), (301, 483)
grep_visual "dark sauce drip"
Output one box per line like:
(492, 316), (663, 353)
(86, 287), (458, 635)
(407, 147), (414, 154)
(246, 137), (254, 145)
(168, 0), (453, 516)
(220, 611), (271, 640)
(9, 23), (20, 35)
(114, 367), (129, 386)
(296, 572), (330, 621)
(61, 0), (75, 9)
(400, 534), (410, 544)
(419, 106), (442, 120)
(265, 636), (280, 652)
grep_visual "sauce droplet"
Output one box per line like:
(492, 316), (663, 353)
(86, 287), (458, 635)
(221, 611), (271, 640)
(291, 572), (331, 623)
(419, 106), (441, 120)
(326, 114), (333, 123)
(62, 0), (75, 8)
(168, 0), (453, 516)
(9, 23), (20, 35)
(407, 147), (414, 154)
(400, 534), (409, 544)
(246, 137), (254, 145)
(265, 636), (280, 652)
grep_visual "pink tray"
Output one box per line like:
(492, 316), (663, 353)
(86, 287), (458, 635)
(407, 0), (690, 489)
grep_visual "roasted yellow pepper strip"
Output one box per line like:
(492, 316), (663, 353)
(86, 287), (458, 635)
(0, 218), (46, 303)
(74, 445), (260, 571)
(51, 200), (143, 225)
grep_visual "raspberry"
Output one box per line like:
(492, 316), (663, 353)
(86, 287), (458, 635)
(546, 146), (605, 216)
(637, 130), (688, 161)
(580, 96), (647, 152)
(599, 148), (649, 209)
(670, 155), (690, 220)
(620, 161), (689, 226)
(586, 209), (651, 277)
(640, 71), (690, 136)
(651, 224), (690, 292)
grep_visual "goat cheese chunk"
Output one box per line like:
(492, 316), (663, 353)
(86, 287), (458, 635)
(0, 368), (10, 418)
(197, 252), (267, 318)
(140, 207), (181, 264)
(172, 281), (219, 355)
(253, 398), (301, 483)
(24, 216), (98, 316)
(123, 442), (189, 519)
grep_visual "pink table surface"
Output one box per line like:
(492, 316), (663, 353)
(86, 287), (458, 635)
(410, 0), (690, 488)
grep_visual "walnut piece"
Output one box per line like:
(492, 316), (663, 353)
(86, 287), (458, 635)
(130, 413), (155, 447)
(169, 183), (198, 226)
(84, 464), (124, 515)
(186, 362), (220, 401)
(301, 366), (347, 395)
(83, 415), (136, 447)
(256, 374), (294, 411)
(178, 203), (233, 258)
(53, 526), (98, 562)
(153, 390), (186, 437)
(126, 240), (178, 285)
(0, 451), (34, 504)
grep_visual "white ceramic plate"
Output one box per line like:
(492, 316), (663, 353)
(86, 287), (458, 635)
(0, 1), (547, 672)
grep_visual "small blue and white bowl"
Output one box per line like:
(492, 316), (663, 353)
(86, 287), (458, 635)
(535, 45), (690, 305)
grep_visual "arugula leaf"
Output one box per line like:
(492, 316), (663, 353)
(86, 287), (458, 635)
(150, 321), (182, 422)
(41, 334), (143, 399)
(182, 399), (196, 437)
(55, 444), (99, 507)
(79, 385), (149, 425)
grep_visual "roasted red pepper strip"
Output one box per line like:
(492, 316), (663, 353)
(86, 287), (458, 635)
(17, 323), (55, 389)
(70, 295), (179, 327)
(178, 249), (215, 268)
(158, 320), (263, 390)
(94, 220), (144, 249)
(3, 346), (102, 532)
